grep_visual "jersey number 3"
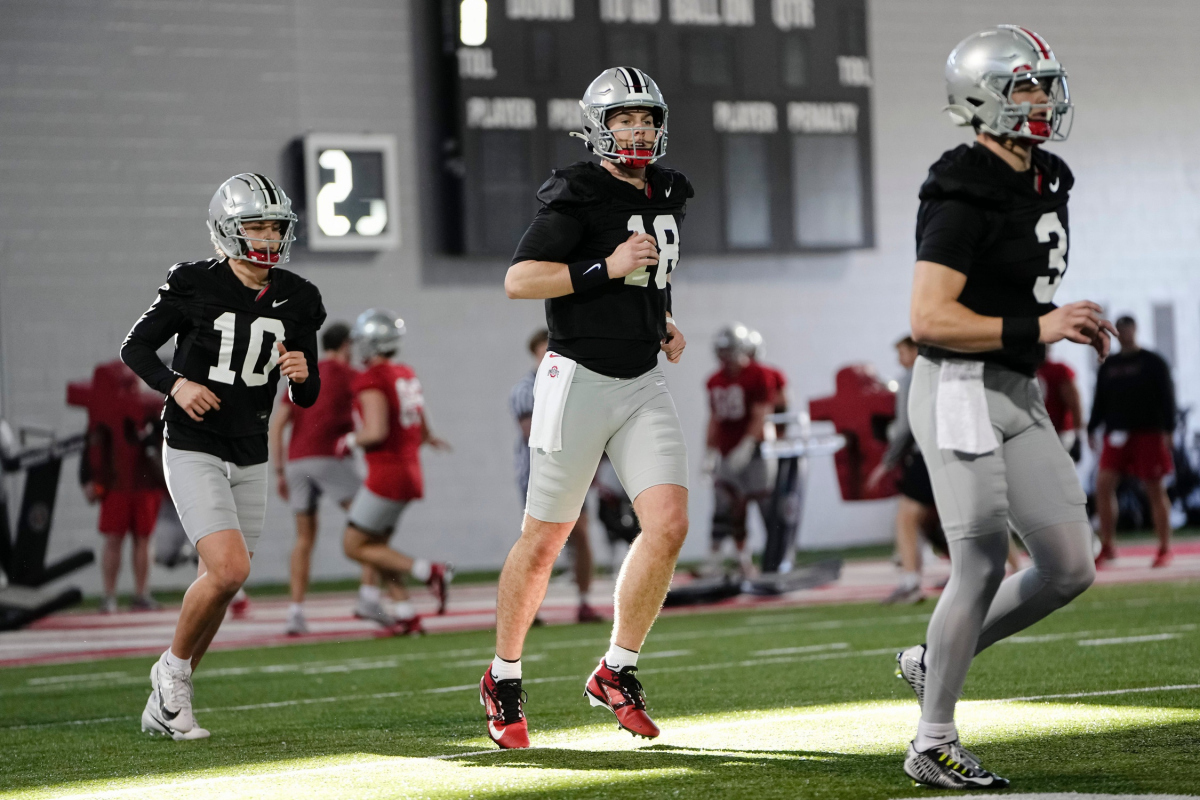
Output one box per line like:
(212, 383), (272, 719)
(624, 215), (680, 289)
(1033, 212), (1068, 303)
(208, 312), (286, 387)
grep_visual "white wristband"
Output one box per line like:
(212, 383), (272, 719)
(170, 377), (187, 397)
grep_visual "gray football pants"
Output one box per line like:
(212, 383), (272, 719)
(909, 357), (1095, 724)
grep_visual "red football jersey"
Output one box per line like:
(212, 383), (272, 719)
(1036, 359), (1076, 433)
(353, 361), (425, 501)
(283, 358), (357, 460)
(706, 361), (774, 455)
(758, 362), (788, 408)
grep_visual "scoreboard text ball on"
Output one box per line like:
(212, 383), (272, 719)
(433, 0), (874, 257)
(302, 133), (401, 252)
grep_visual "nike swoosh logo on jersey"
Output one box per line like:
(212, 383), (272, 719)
(665, 186), (672, 197)
(1049, 177), (1060, 192)
(584, 263), (602, 274)
(272, 298), (288, 307)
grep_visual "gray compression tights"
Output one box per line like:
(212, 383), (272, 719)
(922, 521), (1095, 724)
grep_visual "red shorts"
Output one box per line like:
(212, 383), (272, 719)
(98, 489), (163, 538)
(363, 460), (424, 502)
(1099, 431), (1174, 482)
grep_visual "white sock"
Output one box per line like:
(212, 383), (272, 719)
(288, 602), (304, 617)
(605, 643), (639, 670)
(491, 655), (522, 681)
(914, 720), (958, 752)
(359, 584), (381, 604)
(164, 649), (191, 674)
(410, 558), (432, 582)
(900, 571), (921, 591)
(392, 600), (416, 621)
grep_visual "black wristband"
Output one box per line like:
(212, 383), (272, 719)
(664, 281), (672, 314)
(568, 259), (610, 293)
(1001, 316), (1040, 350)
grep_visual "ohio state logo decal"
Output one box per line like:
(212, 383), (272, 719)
(548, 366), (560, 378)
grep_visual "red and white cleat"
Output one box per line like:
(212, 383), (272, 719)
(584, 660), (660, 739)
(392, 616), (425, 636)
(1094, 544), (1118, 569)
(480, 669), (529, 749)
(229, 589), (250, 619)
(426, 563), (453, 615)
(1151, 548), (1174, 569)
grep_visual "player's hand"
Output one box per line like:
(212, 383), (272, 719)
(661, 319), (686, 363)
(334, 433), (357, 459)
(425, 434), (452, 452)
(606, 232), (658, 279)
(276, 342), (308, 383)
(172, 379), (221, 422)
(83, 481), (102, 504)
(1038, 301), (1115, 352)
(276, 469), (290, 501)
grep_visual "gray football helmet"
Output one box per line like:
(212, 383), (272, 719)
(571, 67), (668, 167)
(714, 323), (754, 364)
(207, 173), (298, 267)
(944, 25), (1072, 143)
(745, 328), (764, 359)
(352, 308), (405, 361)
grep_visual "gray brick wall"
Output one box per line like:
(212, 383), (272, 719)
(1, 0), (1195, 594)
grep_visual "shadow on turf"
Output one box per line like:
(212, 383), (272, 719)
(432, 721), (1200, 799)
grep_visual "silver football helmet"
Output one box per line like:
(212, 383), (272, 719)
(207, 173), (298, 267)
(745, 329), (764, 360)
(944, 25), (1072, 143)
(352, 308), (405, 361)
(714, 323), (754, 364)
(571, 67), (668, 168)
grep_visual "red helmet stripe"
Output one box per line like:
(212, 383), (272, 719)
(1017, 27), (1051, 59)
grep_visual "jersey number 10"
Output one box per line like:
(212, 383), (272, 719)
(623, 215), (680, 290)
(207, 312), (286, 387)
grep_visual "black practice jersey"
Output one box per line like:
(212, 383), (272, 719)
(916, 143), (1073, 375)
(512, 161), (694, 378)
(121, 258), (326, 465)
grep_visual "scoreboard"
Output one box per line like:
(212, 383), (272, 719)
(425, 0), (873, 258)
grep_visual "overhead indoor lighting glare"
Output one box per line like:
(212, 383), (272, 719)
(460, 0), (487, 46)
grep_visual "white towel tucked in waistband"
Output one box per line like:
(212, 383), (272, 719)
(528, 351), (578, 453)
(935, 359), (999, 455)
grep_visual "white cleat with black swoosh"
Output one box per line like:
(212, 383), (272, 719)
(141, 653), (208, 741)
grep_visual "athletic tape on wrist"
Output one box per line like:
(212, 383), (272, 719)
(568, 259), (610, 293)
(1001, 316), (1040, 350)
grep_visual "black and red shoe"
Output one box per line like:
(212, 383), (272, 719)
(426, 563), (453, 615)
(584, 660), (660, 739)
(480, 669), (529, 749)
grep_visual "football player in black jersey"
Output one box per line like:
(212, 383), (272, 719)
(893, 28), (1116, 788)
(480, 67), (692, 749)
(122, 173), (326, 740)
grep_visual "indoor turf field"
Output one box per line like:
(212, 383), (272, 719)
(2, 580), (1197, 800)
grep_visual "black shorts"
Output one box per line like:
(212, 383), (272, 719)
(897, 451), (935, 506)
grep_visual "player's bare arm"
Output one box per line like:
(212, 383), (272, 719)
(505, 232), (659, 299)
(354, 388), (389, 448)
(911, 260), (1114, 358)
(268, 401), (292, 501)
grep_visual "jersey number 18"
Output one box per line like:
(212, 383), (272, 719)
(623, 215), (679, 290)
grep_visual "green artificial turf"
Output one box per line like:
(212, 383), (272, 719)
(1, 581), (1198, 799)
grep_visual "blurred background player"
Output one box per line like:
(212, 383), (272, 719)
(1037, 347), (1085, 462)
(702, 324), (776, 578)
(122, 172), (325, 740)
(745, 329), (800, 574)
(270, 321), (376, 636)
(340, 309), (453, 634)
(510, 328), (600, 623)
(78, 366), (165, 613)
(868, 336), (939, 605)
(1089, 315), (1177, 568)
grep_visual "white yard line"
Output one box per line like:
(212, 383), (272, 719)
(1078, 633), (1182, 646)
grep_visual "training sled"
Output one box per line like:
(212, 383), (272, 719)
(664, 557), (844, 607)
(0, 421), (92, 631)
